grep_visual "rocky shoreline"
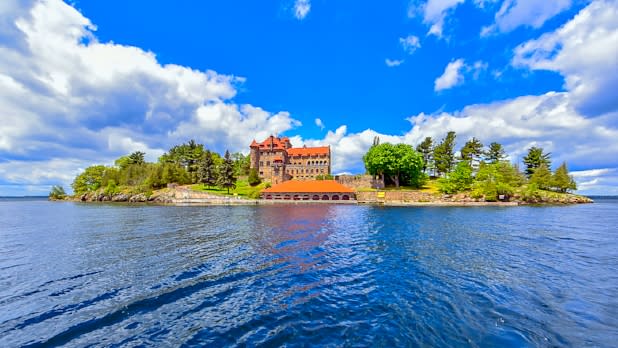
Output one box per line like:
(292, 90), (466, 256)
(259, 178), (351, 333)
(59, 186), (594, 206)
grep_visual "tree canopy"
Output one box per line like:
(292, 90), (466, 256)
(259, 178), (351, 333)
(433, 131), (456, 176)
(363, 142), (425, 188)
(523, 146), (551, 178)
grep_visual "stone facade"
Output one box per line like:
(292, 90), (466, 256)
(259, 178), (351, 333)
(250, 136), (331, 185)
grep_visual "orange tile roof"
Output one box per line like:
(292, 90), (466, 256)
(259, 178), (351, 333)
(287, 146), (330, 157)
(262, 180), (354, 193)
(254, 135), (291, 151)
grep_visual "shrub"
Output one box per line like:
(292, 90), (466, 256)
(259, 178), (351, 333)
(248, 168), (261, 186)
(49, 185), (66, 200)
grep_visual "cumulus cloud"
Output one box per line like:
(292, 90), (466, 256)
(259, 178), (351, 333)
(434, 59), (465, 91)
(315, 118), (325, 130)
(0, 0), (300, 194)
(512, 0), (618, 117)
(399, 35), (421, 54)
(294, 0), (311, 20)
(385, 58), (404, 67)
(412, 0), (465, 38)
(482, 0), (572, 36)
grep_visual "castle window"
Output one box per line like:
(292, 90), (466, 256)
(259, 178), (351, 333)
(266, 161), (270, 166)
(259, 161), (263, 166)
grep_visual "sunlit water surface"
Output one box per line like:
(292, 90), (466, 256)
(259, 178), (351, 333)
(1, 198), (617, 347)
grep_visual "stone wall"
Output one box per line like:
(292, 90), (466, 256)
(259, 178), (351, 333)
(336, 175), (384, 190)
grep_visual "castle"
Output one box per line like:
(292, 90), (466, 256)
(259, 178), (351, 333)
(249, 136), (331, 185)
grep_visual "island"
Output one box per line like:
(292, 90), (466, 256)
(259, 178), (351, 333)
(50, 132), (593, 205)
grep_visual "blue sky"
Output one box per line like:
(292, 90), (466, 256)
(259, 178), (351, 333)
(1, 0), (617, 195)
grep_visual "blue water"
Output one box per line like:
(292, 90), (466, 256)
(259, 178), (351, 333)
(1, 199), (617, 347)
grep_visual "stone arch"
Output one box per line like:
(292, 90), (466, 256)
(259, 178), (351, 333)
(312, 195), (320, 200)
(332, 195), (340, 200)
(322, 195), (330, 200)
(342, 195), (350, 200)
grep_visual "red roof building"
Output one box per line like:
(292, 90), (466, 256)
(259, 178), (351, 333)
(261, 180), (354, 201)
(249, 136), (331, 185)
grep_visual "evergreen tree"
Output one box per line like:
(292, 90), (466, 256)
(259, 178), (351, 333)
(552, 162), (577, 193)
(523, 146), (551, 178)
(529, 163), (552, 190)
(218, 150), (237, 194)
(48, 185), (66, 199)
(433, 131), (456, 176)
(198, 150), (218, 188)
(159, 140), (204, 183)
(485, 142), (506, 163)
(247, 168), (261, 186)
(460, 137), (484, 169)
(415, 136), (433, 175)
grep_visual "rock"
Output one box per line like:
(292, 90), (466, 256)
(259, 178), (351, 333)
(112, 194), (129, 202)
(129, 193), (147, 202)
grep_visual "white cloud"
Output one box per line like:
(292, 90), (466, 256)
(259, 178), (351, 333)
(415, 0), (465, 38)
(0, 0), (301, 195)
(482, 0), (572, 36)
(434, 59), (465, 91)
(315, 118), (325, 130)
(399, 35), (421, 54)
(512, 0), (618, 117)
(294, 0), (311, 20)
(299, 91), (618, 195)
(385, 58), (404, 67)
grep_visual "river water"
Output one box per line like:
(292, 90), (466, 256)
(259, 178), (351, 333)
(1, 198), (617, 347)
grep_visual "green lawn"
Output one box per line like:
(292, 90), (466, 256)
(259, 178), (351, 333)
(355, 178), (440, 194)
(190, 178), (269, 199)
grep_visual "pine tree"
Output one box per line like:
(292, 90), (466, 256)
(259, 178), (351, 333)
(433, 131), (456, 176)
(218, 150), (237, 194)
(523, 146), (551, 178)
(484, 142), (506, 163)
(529, 163), (552, 190)
(460, 137), (484, 169)
(198, 150), (217, 188)
(248, 168), (261, 186)
(552, 162), (577, 193)
(415, 136), (433, 176)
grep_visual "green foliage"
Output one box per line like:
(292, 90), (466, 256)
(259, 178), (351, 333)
(264, 182), (272, 189)
(159, 139), (205, 183)
(198, 150), (218, 188)
(48, 185), (66, 199)
(363, 142), (425, 188)
(315, 174), (335, 180)
(232, 152), (251, 176)
(552, 162), (577, 193)
(104, 179), (119, 195)
(529, 163), (552, 190)
(433, 131), (456, 176)
(218, 150), (237, 194)
(248, 168), (261, 186)
(437, 161), (474, 194)
(128, 151), (145, 165)
(485, 142), (506, 163)
(472, 161), (523, 201)
(460, 137), (484, 165)
(523, 146), (551, 177)
(72, 165), (107, 194)
(415, 136), (433, 175)
(522, 183), (543, 202)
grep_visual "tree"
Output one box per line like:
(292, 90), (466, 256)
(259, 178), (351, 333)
(523, 146), (551, 178)
(247, 168), (261, 186)
(437, 161), (474, 194)
(472, 161), (524, 201)
(72, 165), (107, 194)
(552, 162), (577, 193)
(485, 142), (506, 163)
(433, 131), (456, 176)
(232, 152), (251, 176)
(460, 137), (484, 168)
(218, 150), (237, 194)
(529, 163), (552, 190)
(159, 140), (205, 183)
(363, 143), (425, 188)
(48, 185), (66, 199)
(128, 151), (145, 165)
(198, 150), (218, 188)
(415, 136), (433, 176)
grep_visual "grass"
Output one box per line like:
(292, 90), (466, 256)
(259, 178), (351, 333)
(190, 178), (269, 199)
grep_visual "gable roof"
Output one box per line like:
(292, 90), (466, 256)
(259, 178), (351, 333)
(287, 146), (330, 157)
(262, 180), (354, 193)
